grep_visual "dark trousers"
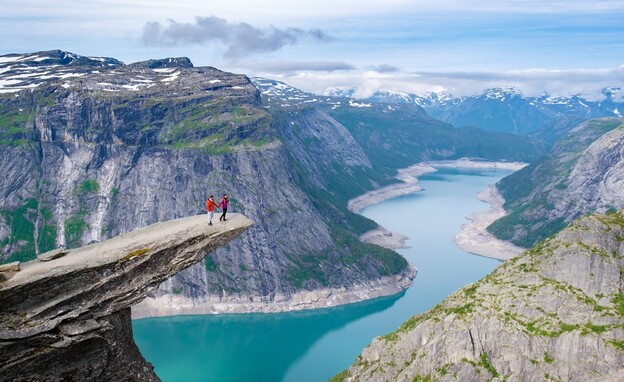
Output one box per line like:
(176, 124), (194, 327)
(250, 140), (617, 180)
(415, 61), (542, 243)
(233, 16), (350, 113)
(220, 208), (228, 221)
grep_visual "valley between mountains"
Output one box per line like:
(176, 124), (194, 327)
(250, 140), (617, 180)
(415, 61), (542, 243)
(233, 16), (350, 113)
(1, 50), (624, 382)
(0, 50), (544, 316)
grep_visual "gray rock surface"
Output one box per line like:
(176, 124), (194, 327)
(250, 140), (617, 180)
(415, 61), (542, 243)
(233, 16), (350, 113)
(37, 248), (68, 261)
(338, 211), (624, 381)
(0, 213), (252, 381)
(0, 261), (20, 282)
(490, 118), (624, 247)
(564, 126), (624, 214)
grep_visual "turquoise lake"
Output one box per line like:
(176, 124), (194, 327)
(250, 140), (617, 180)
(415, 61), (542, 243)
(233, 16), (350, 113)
(133, 168), (511, 382)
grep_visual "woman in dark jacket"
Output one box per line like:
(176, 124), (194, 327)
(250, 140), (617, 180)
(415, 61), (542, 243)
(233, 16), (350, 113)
(219, 194), (229, 222)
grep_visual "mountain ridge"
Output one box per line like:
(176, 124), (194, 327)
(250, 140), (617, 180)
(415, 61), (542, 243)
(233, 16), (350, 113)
(294, 82), (623, 139)
(253, 78), (548, 170)
(489, 117), (624, 247)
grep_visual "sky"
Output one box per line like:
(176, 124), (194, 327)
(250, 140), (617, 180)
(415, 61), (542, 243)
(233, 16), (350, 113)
(1, 0), (624, 99)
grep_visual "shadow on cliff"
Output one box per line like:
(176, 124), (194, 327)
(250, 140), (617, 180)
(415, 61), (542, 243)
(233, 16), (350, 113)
(133, 291), (405, 382)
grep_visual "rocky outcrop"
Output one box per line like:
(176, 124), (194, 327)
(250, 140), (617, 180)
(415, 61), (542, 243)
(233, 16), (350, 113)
(489, 118), (624, 247)
(0, 214), (252, 381)
(337, 210), (624, 381)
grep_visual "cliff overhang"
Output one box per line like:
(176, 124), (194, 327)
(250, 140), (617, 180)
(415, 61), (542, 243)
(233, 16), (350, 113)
(0, 213), (253, 381)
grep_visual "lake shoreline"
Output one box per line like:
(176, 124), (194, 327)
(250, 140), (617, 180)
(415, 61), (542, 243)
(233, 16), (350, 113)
(133, 164), (511, 382)
(355, 158), (526, 259)
(134, 159), (523, 319)
(132, 266), (416, 319)
(453, 185), (525, 260)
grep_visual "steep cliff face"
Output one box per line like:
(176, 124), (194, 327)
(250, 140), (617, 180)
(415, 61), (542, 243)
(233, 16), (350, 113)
(0, 214), (252, 382)
(489, 117), (624, 247)
(0, 50), (414, 315)
(337, 211), (624, 382)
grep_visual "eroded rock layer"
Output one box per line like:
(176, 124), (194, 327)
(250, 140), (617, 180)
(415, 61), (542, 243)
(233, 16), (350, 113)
(0, 214), (252, 381)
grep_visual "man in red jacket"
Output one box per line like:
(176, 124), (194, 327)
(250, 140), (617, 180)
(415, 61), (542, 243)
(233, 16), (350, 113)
(205, 195), (220, 226)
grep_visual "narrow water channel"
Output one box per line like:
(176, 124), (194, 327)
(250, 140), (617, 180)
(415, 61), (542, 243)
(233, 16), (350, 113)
(133, 168), (511, 382)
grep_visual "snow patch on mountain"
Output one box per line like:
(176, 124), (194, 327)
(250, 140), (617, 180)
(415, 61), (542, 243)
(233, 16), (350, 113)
(348, 99), (372, 108)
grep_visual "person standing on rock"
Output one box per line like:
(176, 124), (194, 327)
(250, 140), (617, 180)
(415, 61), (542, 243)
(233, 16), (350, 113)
(206, 195), (220, 226)
(219, 194), (229, 222)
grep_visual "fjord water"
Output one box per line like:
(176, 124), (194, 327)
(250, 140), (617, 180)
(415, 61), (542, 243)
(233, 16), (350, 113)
(133, 168), (510, 382)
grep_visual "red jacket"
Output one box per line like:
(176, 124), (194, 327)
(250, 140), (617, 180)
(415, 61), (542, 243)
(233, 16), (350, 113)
(206, 199), (219, 212)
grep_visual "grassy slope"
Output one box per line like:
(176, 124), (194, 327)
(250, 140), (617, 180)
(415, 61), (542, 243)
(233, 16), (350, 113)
(334, 210), (624, 381)
(328, 104), (548, 168)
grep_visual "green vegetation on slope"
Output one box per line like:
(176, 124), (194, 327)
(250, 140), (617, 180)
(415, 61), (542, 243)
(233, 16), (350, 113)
(328, 105), (548, 169)
(1, 199), (57, 264)
(63, 179), (101, 249)
(64, 214), (89, 249)
(37, 207), (57, 255)
(74, 179), (100, 196)
(283, 162), (409, 288)
(345, 211), (624, 381)
(1, 199), (38, 263)
(267, 107), (411, 289)
(0, 105), (35, 146)
(160, 99), (277, 153)
(489, 118), (624, 247)
(286, 224), (409, 289)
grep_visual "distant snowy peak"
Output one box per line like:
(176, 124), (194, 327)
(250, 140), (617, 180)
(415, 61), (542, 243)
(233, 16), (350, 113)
(604, 87), (622, 100)
(478, 86), (523, 100)
(357, 86), (623, 111)
(252, 79), (432, 116)
(366, 89), (418, 104)
(0, 50), (206, 94)
(252, 77), (314, 99)
(0, 50), (124, 93)
(252, 78), (346, 109)
(0, 50), (122, 70)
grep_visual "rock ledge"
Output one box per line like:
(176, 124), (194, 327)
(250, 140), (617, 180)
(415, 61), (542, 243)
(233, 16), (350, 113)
(0, 213), (252, 381)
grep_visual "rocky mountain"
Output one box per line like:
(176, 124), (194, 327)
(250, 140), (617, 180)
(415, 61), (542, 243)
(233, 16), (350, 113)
(0, 50), (415, 315)
(488, 117), (624, 247)
(0, 51), (550, 316)
(422, 88), (623, 139)
(253, 78), (548, 170)
(330, 86), (623, 141)
(334, 210), (624, 381)
(0, 214), (252, 382)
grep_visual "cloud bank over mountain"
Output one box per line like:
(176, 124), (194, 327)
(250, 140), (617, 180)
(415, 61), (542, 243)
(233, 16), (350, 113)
(252, 65), (624, 101)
